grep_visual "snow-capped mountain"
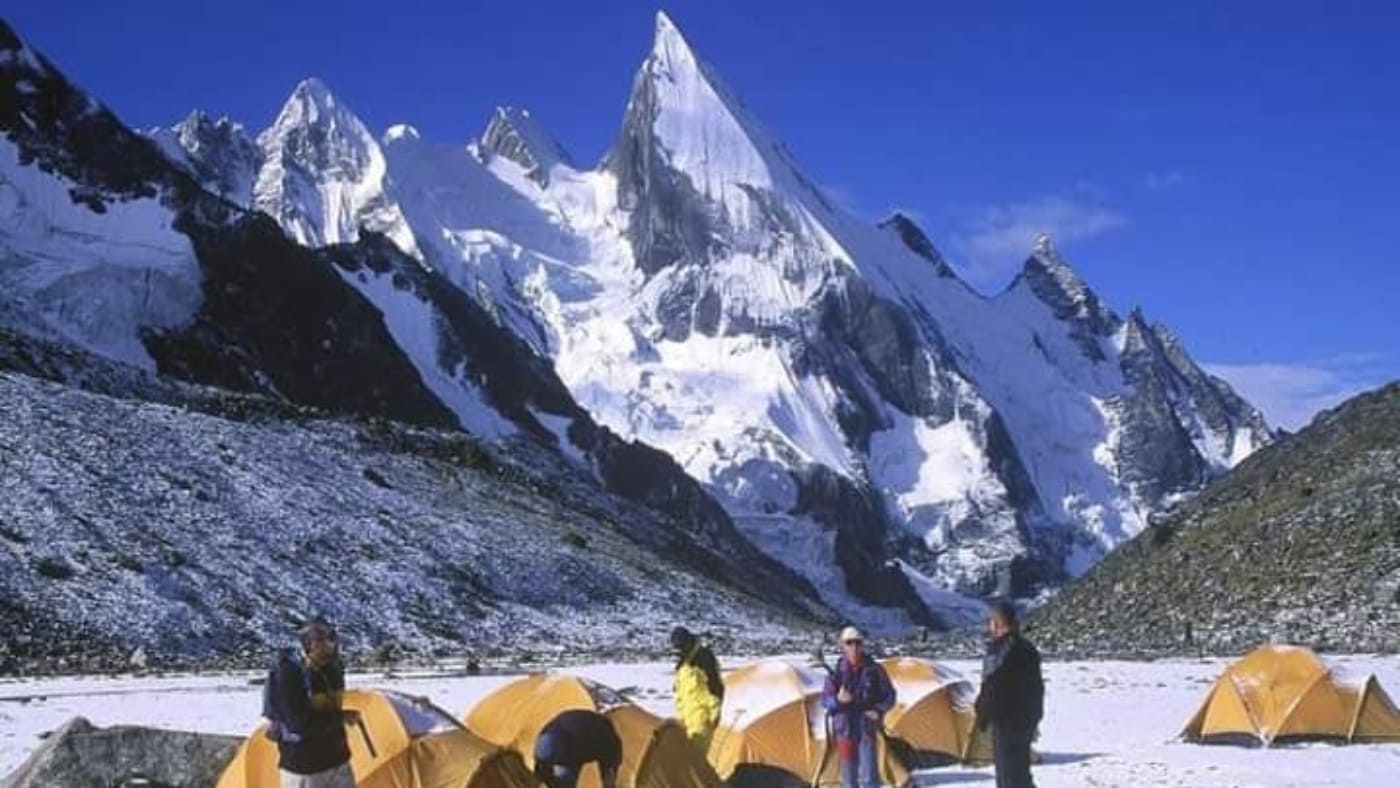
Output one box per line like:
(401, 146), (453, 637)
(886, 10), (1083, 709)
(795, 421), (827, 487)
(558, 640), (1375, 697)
(4, 10), (1272, 632)
(154, 11), (1272, 629)
(148, 111), (261, 204)
(0, 17), (829, 638)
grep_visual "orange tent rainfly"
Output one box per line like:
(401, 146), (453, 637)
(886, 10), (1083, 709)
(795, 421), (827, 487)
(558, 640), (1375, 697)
(879, 657), (983, 765)
(709, 660), (910, 787)
(464, 673), (722, 788)
(1182, 644), (1400, 746)
(217, 689), (534, 788)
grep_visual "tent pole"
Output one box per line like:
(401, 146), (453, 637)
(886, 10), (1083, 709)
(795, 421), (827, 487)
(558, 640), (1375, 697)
(1345, 676), (1371, 743)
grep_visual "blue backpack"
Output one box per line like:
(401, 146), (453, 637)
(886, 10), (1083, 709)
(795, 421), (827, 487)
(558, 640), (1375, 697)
(262, 651), (313, 743)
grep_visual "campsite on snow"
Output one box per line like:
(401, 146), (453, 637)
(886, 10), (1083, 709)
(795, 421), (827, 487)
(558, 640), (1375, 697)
(2, 3), (1398, 787)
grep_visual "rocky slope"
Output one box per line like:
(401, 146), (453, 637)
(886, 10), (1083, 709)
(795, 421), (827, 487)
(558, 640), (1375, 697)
(1030, 382), (1400, 656)
(0, 367), (825, 673)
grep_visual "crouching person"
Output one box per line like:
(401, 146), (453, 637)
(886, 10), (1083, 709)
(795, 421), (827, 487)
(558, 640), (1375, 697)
(533, 709), (622, 788)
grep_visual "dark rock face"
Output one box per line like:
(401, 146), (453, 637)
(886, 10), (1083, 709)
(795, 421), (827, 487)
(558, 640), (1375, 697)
(478, 107), (573, 186)
(982, 411), (1059, 593)
(0, 21), (178, 207)
(157, 111), (262, 202)
(1014, 242), (1121, 363)
(792, 464), (937, 627)
(608, 69), (721, 282)
(818, 276), (955, 422)
(1114, 314), (1211, 503)
(323, 233), (571, 439)
(1030, 383), (1400, 657)
(878, 213), (955, 277)
(1151, 322), (1273, 453)
(2, 717), (240, 788)
(146, 216), (459, 429)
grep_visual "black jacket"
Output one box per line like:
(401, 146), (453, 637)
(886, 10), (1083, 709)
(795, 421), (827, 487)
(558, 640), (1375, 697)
(975, 633), (1044, 728)
(268, 652), (350, 774)
(534, 709), (622, 772)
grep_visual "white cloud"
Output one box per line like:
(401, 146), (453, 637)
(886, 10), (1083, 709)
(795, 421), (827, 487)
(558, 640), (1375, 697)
(952, 190), (1127, 289)
(1204, 355), (1395, 431)
(1142, 170), (1186, 191)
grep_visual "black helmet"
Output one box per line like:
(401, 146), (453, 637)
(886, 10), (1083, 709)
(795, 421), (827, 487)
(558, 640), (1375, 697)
(670, 626), (695, 652)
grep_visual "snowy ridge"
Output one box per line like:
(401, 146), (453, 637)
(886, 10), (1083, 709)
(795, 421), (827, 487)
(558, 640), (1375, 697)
(148, 111), (261, 204)
(477, 106), (573, 185)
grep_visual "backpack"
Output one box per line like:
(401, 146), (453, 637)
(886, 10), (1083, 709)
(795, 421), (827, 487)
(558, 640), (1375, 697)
(262, 651), (313, 743)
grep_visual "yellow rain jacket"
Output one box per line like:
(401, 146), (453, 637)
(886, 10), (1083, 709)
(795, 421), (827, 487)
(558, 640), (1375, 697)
(675, 644), (723, 749)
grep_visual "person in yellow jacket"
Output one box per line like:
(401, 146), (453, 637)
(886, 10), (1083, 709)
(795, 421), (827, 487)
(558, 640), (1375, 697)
(671, 626), (724, 752)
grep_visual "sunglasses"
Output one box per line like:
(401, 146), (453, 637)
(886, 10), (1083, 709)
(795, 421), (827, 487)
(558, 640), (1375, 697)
(843, 639), (863, 646)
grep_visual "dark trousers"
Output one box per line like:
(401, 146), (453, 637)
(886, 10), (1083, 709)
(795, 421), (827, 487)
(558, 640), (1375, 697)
(992, 720), (1036, 788)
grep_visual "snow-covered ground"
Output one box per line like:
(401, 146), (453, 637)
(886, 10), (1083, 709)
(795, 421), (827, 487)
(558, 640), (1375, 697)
(3, 655), (1397, 786)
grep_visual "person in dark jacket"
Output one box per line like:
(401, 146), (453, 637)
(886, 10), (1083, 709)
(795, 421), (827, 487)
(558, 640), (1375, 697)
(670, 626), (724, 752)
(820, 626), (896, 788)
(974, 601), (1044, 788)
(533, 709), (622, 788)
(265, 618), (359, 788)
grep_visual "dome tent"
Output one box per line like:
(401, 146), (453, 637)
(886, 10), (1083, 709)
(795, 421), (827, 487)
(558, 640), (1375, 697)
(465, 673), (721, 788)
(1182, 644), (1400, 746)
(217, 689), (533, 788)
(709, 660), (909, 787)
(878, 657), (980, 765)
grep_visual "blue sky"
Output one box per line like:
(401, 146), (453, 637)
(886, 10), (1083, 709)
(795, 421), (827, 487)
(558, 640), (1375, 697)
(8, 1), (1398, 428)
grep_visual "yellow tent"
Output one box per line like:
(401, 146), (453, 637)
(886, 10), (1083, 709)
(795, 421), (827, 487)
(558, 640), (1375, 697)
(709, 660), (909, 787)
(1182, 644), (1400, 746)
(879, 657), (980, 765)
(465, 673), (722, 788)
(216, 689), (533, 788)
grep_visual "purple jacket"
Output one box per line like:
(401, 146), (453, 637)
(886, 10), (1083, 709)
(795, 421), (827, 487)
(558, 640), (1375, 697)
(821, 656), (896, 740)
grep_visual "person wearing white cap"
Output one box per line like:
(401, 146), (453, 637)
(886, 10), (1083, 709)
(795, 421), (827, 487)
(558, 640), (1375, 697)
(820, 625), (896, 787)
